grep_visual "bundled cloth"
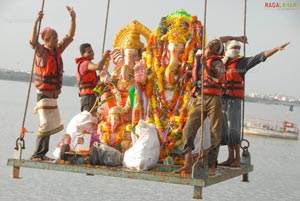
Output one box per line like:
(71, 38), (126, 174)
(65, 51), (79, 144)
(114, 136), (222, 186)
(123, 120), (160, 171)
(90, 143), (123, 166)
(34, 98), (64, 136)
(66, 111), (98, 138)
(66, 111), (98, 151)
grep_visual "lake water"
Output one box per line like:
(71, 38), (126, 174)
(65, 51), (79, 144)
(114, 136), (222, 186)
(0, 80), (299, 201)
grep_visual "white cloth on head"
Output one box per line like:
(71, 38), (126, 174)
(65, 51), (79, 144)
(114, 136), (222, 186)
(223, 40), (241, 60)
(225, 40), (241, 51)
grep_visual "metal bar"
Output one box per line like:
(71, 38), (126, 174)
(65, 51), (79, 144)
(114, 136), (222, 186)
(7, 159), (253, 187)
(242, 173), (249, 182)
(204, 166), (253, 186)
(193, 186), (203, 199)
(8, 159), (205, 186)
(11, 143), (23, 179)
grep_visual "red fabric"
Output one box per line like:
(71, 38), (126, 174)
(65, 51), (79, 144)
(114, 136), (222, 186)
(40, 27), (53, 41)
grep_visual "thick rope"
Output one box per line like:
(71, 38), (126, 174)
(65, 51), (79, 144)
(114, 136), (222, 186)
(241, 0), (247, 141)
(101, 0), (110, 55)
(198, 0), (207, 160)
(89, 96), (100, 113)
(19, 0), (46, 140)
(93, 0), (111, 112)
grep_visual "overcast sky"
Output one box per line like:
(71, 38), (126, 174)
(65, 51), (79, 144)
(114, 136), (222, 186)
(0, 0), (299, 97)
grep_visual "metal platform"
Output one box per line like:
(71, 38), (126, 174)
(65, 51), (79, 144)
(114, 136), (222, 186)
(7, 158), (253, 199)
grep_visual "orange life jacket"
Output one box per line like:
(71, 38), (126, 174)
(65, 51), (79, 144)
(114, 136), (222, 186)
(222, 57), (244, 99)
(190, 55), (202, 97)
(34, 48), (63, 91)
(203, 56), (223, 96)
(76, 57), (98, 96)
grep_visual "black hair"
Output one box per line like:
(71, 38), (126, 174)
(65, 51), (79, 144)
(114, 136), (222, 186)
(206, 39), (224, 55)
(79, 43), (92, 55)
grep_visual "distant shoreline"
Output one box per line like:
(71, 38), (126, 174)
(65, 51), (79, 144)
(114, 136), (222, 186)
(0, 68), (77, 87)
(245, 97), (300, 107)
(1, 68), (299, 106)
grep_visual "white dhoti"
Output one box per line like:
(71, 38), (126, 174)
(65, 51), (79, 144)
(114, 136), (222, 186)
(34, 98), (64, 136)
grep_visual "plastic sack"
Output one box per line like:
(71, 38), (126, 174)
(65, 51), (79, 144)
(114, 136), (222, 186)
(66, 111), (98, 151)
(193, 117), (211, 154)
(177, 117), (211, 155)
(90, 143), (123, 166)
(53, 134), (72, 160)
(66, 111), (98, 137)
(52, 147), (61, 160)
(71, 133), (91, 152)
(123, 120), (160, 171)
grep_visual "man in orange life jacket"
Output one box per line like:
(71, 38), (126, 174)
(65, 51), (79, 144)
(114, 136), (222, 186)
(219, 38), (290, 167)
(30, 6), (76, 161)
(175, 39), (225, 176)
(75, 44), (111, 112)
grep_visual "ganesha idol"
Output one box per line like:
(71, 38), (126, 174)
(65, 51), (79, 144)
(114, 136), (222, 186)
(97, 106), (131, 152)
(102, 20), (151, 125)
(137, 9), (204, 157)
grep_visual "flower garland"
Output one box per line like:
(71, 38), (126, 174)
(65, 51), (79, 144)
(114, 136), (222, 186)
(99, 122), (126, 151)
(128, 10), (204, 161)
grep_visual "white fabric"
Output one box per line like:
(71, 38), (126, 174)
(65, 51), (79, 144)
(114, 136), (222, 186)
(52, 147), (61, 160)
(66, 111), (98, 151)
(192, 117), (211, 154)
(123, 120), (160, 171)
(177, 117), (211, 155)
(225, 40), (241, 51)
(225, 49), (240, 59)
(34, 98), (63, 136)
(66, 111), (98, 138)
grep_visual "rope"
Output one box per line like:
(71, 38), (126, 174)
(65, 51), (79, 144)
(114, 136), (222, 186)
(19, 0), (46, 140)
(240, 0), (250, 151)
(101, 0), (110, 55)
(91, 0), (110, 114)
(198, 0), (207, 160)
(241, 0), (247, 142)
(89, 96), (100, 113)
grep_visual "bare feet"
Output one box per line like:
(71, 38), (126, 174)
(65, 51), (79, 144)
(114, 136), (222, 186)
(208, 164), (216, 176)
(175, 149), (193, 174)
(230, 159), (241, 167)
(174, 165), (192, 174)
(208, 169), (216, 176)
(218, 159), (234, 166)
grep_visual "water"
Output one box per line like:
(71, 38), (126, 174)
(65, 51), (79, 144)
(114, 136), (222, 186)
(1, 80), (299, 201)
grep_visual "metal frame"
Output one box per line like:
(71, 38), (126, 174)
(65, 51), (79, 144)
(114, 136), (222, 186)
(7, 159), (253, 199)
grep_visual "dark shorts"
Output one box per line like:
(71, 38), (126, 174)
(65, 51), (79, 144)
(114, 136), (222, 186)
(221, 97), (242, 145)
(81, 94), (97, 112)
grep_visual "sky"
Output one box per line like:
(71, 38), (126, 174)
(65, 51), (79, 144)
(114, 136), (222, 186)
(0, 0), (299, 97)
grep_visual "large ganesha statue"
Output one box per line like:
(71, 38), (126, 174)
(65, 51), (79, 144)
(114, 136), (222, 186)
(102, 20), (151, 122)
(97, 20), (151, 151)
(131, 9), (204, 158)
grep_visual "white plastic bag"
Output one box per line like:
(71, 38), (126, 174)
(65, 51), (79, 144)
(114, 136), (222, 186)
(64, 111), (98, 151)
(193, 117), (211, 154)
(66, 111), (98, 137)
(177, 117), (211, 155)
(123, 120), (160, 171)
(52, 147), (61, 160)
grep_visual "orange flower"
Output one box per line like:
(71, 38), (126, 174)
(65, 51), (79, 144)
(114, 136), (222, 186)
(160, 150), (167, 160)
(145, 79), (153, 98)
